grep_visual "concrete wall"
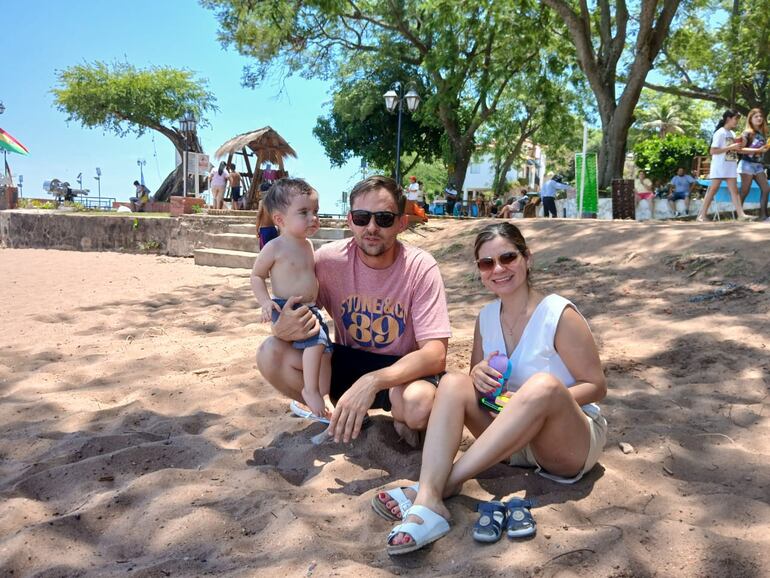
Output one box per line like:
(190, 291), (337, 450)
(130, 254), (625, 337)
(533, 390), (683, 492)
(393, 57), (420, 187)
(0, 211), (251, 257)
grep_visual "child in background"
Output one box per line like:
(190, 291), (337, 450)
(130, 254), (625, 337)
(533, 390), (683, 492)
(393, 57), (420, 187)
(250, 179), (333, 418)
(256, 194), (279, 250)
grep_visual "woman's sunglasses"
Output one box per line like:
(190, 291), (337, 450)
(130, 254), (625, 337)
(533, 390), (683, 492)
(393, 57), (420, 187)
(476, 251), (522, 272)
(350, 210), (399, 228)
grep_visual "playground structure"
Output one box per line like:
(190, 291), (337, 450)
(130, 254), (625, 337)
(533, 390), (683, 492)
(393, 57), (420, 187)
(215, 127), (297, 210)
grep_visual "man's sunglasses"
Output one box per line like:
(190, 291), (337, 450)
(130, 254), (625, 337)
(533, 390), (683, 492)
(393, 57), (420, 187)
(476, 251), (522, 272)
(350, 210), (399, 228)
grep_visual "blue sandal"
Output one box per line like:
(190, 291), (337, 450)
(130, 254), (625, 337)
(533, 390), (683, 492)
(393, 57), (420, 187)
(472, 501), (506, 543)
(505, 498), (536, 538)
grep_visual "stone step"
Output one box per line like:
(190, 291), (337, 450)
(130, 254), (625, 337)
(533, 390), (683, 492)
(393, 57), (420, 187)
(194, 248), (256, 269)
(225, 223), (352, 240)
(206, 232), (257, 253)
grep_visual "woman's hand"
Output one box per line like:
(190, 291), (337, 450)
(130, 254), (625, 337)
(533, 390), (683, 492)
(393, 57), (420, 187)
(470, 351), (504, 394)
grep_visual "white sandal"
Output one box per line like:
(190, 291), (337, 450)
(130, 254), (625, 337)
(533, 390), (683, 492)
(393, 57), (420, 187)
(386, 504), (450, 555)
(371, 484), (419, 521)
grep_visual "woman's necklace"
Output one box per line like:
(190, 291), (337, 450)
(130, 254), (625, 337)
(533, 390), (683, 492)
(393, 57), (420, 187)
(501, 297), (529, 337)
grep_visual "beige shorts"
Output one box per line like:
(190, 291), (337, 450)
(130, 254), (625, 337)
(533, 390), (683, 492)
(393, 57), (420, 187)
(508, 407), (607, 484)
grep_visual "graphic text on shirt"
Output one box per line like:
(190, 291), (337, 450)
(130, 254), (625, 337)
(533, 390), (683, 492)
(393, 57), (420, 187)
(340, 294), (407, 348)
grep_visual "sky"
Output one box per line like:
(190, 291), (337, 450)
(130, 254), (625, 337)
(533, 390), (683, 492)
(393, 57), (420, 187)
(0, 0), (364, 213)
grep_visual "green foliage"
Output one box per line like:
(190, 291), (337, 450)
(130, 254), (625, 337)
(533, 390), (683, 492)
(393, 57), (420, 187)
(52, 61), (217, 146)
(631, 90), (715, 145)
(17, 198), (56, 209)
(312, 60), (443, 173)
(138, 240), (162, 251)
(655, 0), (770, 113)
(633, 134), (708, 184)
(191, 203), (203, 214)
(205, 0), (565, 188)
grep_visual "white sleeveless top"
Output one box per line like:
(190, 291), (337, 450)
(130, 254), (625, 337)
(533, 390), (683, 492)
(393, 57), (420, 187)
(478, 294), (601, 417)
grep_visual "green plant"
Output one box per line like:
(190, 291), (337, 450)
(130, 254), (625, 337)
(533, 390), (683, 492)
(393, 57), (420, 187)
(132, 218), (139, 230)
(137, 240), (162, 251)
(18, 198), (56, 209)
(191, 203), (203, 214)
(633, 134), (708, 185)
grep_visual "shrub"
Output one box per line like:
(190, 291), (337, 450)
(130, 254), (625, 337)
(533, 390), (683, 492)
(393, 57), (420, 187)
(633, 134), (708, 185)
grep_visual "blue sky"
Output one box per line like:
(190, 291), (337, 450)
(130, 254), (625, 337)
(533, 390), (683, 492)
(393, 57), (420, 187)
(0, 0), (362, 213)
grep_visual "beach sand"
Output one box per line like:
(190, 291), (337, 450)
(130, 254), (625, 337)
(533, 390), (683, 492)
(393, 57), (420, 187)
(1, 218), (768, 577)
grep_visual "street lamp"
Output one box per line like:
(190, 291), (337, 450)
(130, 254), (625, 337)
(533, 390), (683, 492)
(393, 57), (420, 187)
(383, 82), (421, 185)
(178, 110), (197, 197)
(94, 167), (102, 209)
(18, 174), (23, 197)
(137, 158), (146, 185)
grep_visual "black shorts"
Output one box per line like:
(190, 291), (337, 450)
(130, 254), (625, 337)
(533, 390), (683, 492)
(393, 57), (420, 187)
(230, 186), (242, 200)
(329, 344), (443, 412)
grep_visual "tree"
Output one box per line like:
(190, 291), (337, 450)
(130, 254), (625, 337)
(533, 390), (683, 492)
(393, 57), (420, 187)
(633, 133), (707, 184)
(312, 59), (444, 182)
(52, 61), (217, 200)
(480, 72), (583, 197)
(541, 0), (682, 189)
(645, 0), (770, 114)
(204, 0), (555, 190)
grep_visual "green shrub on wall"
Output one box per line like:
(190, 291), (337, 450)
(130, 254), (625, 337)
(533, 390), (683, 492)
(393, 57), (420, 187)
(633, 134), (708, 185)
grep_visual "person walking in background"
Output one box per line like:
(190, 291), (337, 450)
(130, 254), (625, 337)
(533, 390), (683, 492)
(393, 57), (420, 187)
(227, 163), (242, 210)
(540, 174), (572, 218)
(736, 108), (770, 221)
(209, 161), (229, 210)
(667, 167), (697, 217)
(634, 170), (655, 219)
(697, 110), (750, 222)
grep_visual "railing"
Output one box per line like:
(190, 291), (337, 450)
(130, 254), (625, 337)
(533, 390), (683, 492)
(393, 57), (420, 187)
(80, 197), (116, 211)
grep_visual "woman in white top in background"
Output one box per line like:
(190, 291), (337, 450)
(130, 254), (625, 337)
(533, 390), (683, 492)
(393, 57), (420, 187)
(697, 109), (750, 222)
(375, 222), (607, 554)
(208, 161), (229, 210)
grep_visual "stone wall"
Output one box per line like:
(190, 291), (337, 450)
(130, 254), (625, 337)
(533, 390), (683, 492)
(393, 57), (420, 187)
(0, 211), (253, 257)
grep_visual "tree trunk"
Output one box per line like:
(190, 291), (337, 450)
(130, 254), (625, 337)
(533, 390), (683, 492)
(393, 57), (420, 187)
(150, 128), (204, 202)
(599, 118), (631, 192)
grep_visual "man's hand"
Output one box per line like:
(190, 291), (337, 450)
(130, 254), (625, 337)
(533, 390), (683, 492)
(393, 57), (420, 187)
(272, 296), (320, 341)
(329, 373), (379, 443)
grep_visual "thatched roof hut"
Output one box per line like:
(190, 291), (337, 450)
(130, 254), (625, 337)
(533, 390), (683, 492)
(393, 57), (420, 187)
(215, 126), (297, 209)
(215, 126), (297, 166)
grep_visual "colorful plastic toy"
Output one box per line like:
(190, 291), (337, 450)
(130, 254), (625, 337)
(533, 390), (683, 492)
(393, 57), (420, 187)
(480, 354), (512, 412)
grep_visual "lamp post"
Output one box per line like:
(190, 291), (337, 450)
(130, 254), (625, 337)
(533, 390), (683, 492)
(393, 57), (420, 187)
(383, 82), (420, 185)
(94, 167), (101, 209)
(18, 174), (23, 197)
(178, 110), (197, 197)
(137, 159), (146, 185)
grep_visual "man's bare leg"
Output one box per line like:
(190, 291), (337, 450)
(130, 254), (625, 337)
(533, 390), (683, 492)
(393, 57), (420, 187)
(256, 336), (304, 402)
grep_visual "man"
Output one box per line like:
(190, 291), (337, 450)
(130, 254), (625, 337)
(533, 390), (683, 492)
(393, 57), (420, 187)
(227, 164), (242, 210)
(667, 167), (697, 216)
(540, 174), (572, 218)
(257, 176), (451, 444)
(130, 180), (150, 212)
(444, 183), (458, 216)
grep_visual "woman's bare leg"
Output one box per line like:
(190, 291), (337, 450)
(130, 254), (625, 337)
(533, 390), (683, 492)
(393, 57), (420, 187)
(753, 172), (770, 219)
(390, 373), (591, 547)
(739, 173), (752, 205)
(698, 179), (722, 220)
(727, 178), (747, 218)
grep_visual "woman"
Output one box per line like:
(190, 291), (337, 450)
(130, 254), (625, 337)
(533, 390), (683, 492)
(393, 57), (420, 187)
(634, 170), (655, 219)
(697, 110), (750, 222)
(373, 222), (607, 554)
(209, 161), (229, 210)
(737, 108), (770, 221)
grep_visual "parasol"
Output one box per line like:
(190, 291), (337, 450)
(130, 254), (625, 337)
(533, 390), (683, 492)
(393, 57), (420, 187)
(0, 127), (30, 155)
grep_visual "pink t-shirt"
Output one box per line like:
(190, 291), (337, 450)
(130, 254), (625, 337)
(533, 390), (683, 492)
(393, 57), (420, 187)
(316, 238), (451, 356)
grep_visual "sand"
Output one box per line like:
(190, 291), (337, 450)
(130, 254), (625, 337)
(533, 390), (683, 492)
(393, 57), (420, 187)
(0, 218), (768, 578)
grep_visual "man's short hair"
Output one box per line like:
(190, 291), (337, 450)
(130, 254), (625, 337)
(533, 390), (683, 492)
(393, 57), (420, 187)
(349, 175), (405, 213)
(263, 178), (317, 215)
